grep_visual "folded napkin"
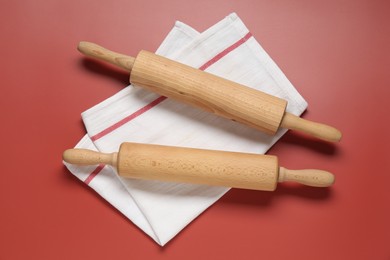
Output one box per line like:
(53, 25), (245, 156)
(65, 13), (307, 246)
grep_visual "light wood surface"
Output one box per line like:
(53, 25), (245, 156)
(62, 143), (335, 190)
(280, 112), (342, 142)
(78, 41), (342, 142)
(78, 41), (135, 72)
(278, 167), (335, 187)
(131, 50), (286, 135)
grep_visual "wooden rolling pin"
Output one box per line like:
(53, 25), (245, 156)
(78, 42), (342, 142)
(63, 142), (334, 191)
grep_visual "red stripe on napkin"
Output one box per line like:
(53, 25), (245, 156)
(91, 96), (167, 141)
(84, 164), (105, 184)
(199, 32), (252, 71)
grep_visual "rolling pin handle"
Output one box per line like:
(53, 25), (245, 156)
(77, 41), (135, 72)
(280, 112), (342, 142)
(62, 149), (118, 167)
(278, 167), (335, 187)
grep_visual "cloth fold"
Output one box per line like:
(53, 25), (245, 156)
(64, 13), (307, 246)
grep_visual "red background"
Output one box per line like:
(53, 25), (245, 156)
(1, 0), (389, 259)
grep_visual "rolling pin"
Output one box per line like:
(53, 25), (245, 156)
(77, 42), (342, 142)
(63, 142), (334, 191)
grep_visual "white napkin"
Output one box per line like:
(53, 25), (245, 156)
(65, 13), (307, 246)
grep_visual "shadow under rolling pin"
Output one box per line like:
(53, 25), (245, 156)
(63, 142), (335, 191)
(77, 42), (342, 143)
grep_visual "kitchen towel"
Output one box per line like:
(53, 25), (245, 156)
(64, 13), (308, 246)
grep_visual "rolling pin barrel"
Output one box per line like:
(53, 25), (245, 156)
(130, 51), (286, 135)
(63, 143), (335, 190)
(117, 142), (279, 191)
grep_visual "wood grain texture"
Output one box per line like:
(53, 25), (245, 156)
(130, 50), (287, 135)
(117, 142), (279, 191)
